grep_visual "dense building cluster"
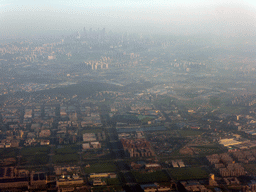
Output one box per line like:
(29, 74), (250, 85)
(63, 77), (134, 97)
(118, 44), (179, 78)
(0, 167), (47, 189)
(207, 153), (245, 177)
(121, 138), (154, 157)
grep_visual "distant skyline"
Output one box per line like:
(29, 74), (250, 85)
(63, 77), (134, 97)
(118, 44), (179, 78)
(1, 0), (256, 38)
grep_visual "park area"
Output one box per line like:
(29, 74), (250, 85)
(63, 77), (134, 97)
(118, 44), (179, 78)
(168, 167), (209, 180)
(20, 146), (50, 165)
(84, 162), (118, 173)
(52, 144), (80, 164)
(178, 129), (204, 137)
(131, 170), (170, 183)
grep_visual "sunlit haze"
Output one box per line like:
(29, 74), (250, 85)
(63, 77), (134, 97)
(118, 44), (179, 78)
(1, 0), (256, 38)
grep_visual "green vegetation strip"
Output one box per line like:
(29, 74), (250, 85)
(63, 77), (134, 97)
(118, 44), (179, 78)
(191, 144), (226, 156)
(243, 164), (256, 174)
(21, 154), (49, 165)
(168, 167), (209, 180)
(192, 144), (220, 149)
(218, 105), (247, 114)
(132, 171), (169, 183)
(21, 146), (50, 156)
(0, 148), (19, 158)
(55, 144), (79, 154)
(178, 130), (204, 137)
(106, 178), (120, 185)
(84, 162), (118, 173)
(81, 128), (103, 134)
(52, 154), (79, 164)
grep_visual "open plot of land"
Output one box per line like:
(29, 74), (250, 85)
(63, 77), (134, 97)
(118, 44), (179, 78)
(84, 162), (118, 173)
(52, 144), (80, 164)
(21, 146), (50, 156)
(105, 178), (121, 185)
(21, 154), (49, 165)
(183, 157), (202, 167)
(81, 127), (103, 134)
(92, 185), (123, 192)
(176, 98), (208, 109)
(168, 167), (209, 180)
(112, 114), (140, 124)
(243, 163), (256, 174)
(137, 115), (156, 123)
(218, 105), (247, 114)
(132, 171), (170, 183)
(169, 150), (189, 158)
(191, 144), (226, 155)
(137, 115), (155, 120)
(52, 154), (79, 164)
(55, 144), (79, 154)
(83, 150), (111, 160)
(0, 148), (19, 158)
(20, 146), (50, 165)
(178, 130), (204, 137)
(122, 172), (136, 183)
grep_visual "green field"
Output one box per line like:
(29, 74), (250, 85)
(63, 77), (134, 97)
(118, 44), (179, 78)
(168, 167), (209, 180)
(21, 154), (49, 165)
(176, 98), (208, 109)
(138, 115), (156, 121)
(92, 185), (123, 192)
(55, 144), (79, 154)
(0, 148), (19, 158)
(84, 162), (117, 173)
(191, 144), (226, 155)
(132, 171), (170, 183)
(243, 163), (256, 174)
(218, 105), (247, 114)
(83, 149), (111, 160)
(21, 146), (50, 156)
(19, 146), (50, 165)
(81, 127), (103, 134)
(52, 153), (79, 164)
(183, 157), (202, 167)
(178, 130), (204, 137)
(51, 144), (81, 164)
(106, 178), (120, 185)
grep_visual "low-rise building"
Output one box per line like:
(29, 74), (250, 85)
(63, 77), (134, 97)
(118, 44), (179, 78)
(56, 174), (84, 187)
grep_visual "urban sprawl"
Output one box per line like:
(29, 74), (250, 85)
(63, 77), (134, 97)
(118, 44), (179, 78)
(1, 29), (256, 191)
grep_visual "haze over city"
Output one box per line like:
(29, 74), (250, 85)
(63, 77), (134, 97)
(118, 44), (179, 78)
(1, 0), (256, 38)
(2, 0), (256, 192)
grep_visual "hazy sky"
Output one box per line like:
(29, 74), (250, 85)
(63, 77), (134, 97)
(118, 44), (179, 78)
(1, 0), (256, 38)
